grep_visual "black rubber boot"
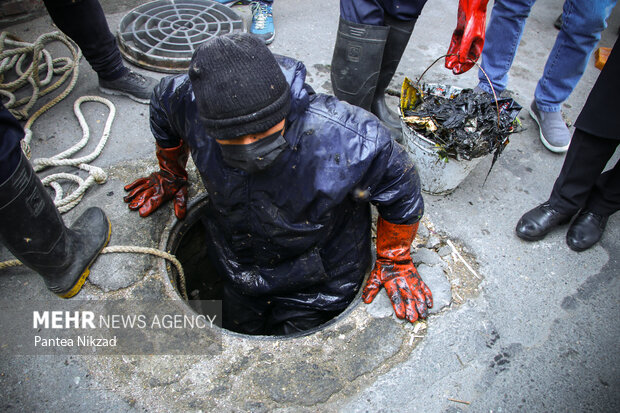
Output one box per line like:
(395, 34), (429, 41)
(0, 153), (111, 298)
(330, 17), (389, 110)
(371, 16), (417, 139)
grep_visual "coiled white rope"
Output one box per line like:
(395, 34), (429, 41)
(1, 31), (110, 212)
(32, 95), (114, 213)
(0, 31), (189, 300)
(0, 31), (80, 125)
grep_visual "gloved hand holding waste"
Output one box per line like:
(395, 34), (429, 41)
(445, 0), (489, 74)
(123, 141), (189, 219)
(363, 217), (433, 323)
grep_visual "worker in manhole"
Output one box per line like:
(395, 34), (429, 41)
(123, 33), (433, 335)
(0, 103), (111, 298)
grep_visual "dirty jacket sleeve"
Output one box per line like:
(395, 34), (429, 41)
(356, 124), (424, 226)
(149, 76), (186, 148)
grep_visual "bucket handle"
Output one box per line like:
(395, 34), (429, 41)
(415, 54), (501, 129)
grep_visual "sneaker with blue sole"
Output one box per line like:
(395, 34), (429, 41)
(529, 100), (570, 153)
(250, 1), (275, 44)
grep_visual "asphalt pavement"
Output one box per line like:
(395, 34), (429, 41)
(0, 0), (618, 411)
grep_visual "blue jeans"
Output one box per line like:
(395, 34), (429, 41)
(478, 0), (616, 112)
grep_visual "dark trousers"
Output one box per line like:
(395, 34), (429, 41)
(549, 128), (620, 217)
(340, 0), (428, 24)
(222, 283), (342, 336)
(43, 0), (126, 80)
(0, 103), (24, 183)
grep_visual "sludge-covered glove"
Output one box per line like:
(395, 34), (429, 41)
(363, 217), (433, 323)
(123, 141), (189, 219)
(445, 0), (489, 74)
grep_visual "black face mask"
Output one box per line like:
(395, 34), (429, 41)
(218, 129), (288, 173)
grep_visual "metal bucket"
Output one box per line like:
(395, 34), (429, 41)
(400, 112), (488, 195)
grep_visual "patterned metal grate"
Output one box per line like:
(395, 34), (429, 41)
(117, 0), (244, 73)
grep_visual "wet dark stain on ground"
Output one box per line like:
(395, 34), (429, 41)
(561, 254), (618, 311)
(490, 351), (511, 373)
(486, 329), (500, 348)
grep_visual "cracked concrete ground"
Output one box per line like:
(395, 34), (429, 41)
(1, 0), (619, 411)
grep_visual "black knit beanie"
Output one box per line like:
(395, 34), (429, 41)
(189, 33), (291, 140)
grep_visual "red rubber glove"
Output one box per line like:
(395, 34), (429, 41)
(363, 217), (433, 323)
(445, 0), (489, 75)
(123, 141), (189, 219)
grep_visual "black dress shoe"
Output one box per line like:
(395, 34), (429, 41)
(516, 202), (572, 241)
(566, 211), (608, 252)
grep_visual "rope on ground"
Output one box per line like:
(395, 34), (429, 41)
(101, 246), (188, 300)
(0, 246), (188, 301)
(0, 260), (22, 269)
(0, 31), (82, 156)
(0, 31), (188, 301)
(0, 31), (113, 212)
(33, 96), (115, 212)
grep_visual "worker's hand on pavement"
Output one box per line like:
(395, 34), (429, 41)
(362, 217), (433, 323)
(445, 0), (489, 75)
(123, 141), (189, 219)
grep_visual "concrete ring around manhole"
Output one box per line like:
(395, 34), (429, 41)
(157, 192), (368, 340)
(117, 0), (245, 73)
(84, 195), (473, 410)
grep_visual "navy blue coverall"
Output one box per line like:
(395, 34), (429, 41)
(149, 56), (425, 335)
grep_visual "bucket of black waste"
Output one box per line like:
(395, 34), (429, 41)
(399, 58), (521, 195)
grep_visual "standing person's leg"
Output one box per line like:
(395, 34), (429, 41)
(42, 0), (157, 103)
(534, 0), (616, 112)
(477, 0), (536, 95)
(371, 1), (427, 135)
(0, 104), (24, 184)
(250, 0), (275, 45)
(548, 130), (618, 216)
(331, 0), (390, 110)
(332, 0), (425, 137)
(0, 105), (111, 298)
(43, 0), (125, 81)
(585, 160), (620, 217)
(530, 0), (616, 153)
(516, 129), (617, 241)
(562, 133), (620, 251)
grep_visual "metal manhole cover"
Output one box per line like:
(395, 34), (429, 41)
(117, 0), (244, 73)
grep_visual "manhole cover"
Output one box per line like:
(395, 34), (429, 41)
(117, 0), (244, 73)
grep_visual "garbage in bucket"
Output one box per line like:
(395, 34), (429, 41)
(399, 76), (521, 195)
(401, 121), (487, 195)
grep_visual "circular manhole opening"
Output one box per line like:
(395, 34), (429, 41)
(117, 0), (244, 73)
(165, 194), (365, 338)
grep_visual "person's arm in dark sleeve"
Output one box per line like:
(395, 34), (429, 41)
(123, 77), (189, 219)
(362, 136), (424, 225)
(357, 131), (431, 324)
(149, 77), (183, 148)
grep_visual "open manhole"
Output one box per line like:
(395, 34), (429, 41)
(164, 194), (365, 338)
(117, 0), (244, 73)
